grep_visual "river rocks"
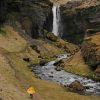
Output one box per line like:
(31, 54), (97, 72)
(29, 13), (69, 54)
(54, 59), (66, 71)
(55, 67), (63, 71)
(81, 33), (100, 69)
(54, 59), (66, 66)
(68, 80), (86, 93)
(39, 59), (48, 66)
(60, 0), (100, 44)
(93, 65), (100, 81)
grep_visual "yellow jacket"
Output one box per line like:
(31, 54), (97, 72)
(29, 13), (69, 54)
(27, 86), (36, 94)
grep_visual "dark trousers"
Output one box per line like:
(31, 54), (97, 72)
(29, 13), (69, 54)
(30, 94), (33, 99)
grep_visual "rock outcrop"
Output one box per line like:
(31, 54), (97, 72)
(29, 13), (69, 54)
(94, 65), (100, 81)
(81, 32), (100, 81)
(60, 0), (100, 44)
(81, 32), (100, 69)
(0, 0), (53, 38)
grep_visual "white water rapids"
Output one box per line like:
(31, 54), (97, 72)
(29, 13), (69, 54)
(52, 5), (61, 36)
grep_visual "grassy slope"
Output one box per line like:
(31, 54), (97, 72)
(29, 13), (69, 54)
(0, 25), (99, 100)
(59, 51), (93, 77)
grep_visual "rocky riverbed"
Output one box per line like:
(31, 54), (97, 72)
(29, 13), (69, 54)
(32, 54), (100, 95)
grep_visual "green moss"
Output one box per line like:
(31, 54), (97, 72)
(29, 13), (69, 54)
(0, 27), (6, 35)
(43, 30), (58, 42)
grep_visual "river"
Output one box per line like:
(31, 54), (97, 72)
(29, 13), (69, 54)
(32, 54), (100, 95)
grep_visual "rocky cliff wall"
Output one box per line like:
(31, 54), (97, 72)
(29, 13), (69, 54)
(0, 0), (53, 38)
(60, 1), (100, 44)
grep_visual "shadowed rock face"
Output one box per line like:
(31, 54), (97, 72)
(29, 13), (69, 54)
(81, 33), (100, 70)
(94, 65), (100, 81)
(60, 1), (100, 44)
(0, 0), (53, 38)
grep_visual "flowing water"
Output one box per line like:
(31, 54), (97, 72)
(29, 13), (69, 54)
(32, 54), (100, 95)
(52, 5), (61, 36)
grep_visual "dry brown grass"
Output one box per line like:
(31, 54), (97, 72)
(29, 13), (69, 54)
(60, 51), (93, 77)
(0, 25), (27, 52)
(0, 25), (99, 100)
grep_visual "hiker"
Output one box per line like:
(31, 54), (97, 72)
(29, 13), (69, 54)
(27, 85), (36, 99)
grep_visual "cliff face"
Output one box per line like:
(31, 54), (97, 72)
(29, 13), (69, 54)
(81, 32), (100, 81)
(0, 0), (53, 38)
(60, 0), (100, 44)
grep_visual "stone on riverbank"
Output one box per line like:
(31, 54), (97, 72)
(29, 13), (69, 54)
(68, 80), (86, 94)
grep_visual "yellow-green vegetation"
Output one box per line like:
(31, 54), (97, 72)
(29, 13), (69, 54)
(44, 30), (79, 53)
(55, 38), (79, 53)
(33, 39), (63, 60)
(0, 27), (7, 36)
(59, 51), (93, 78)
(0, 25), (27, 52)
(0, 25), (99, 100)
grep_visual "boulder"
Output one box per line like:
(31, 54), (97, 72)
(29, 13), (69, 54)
(45, 31), (58, 42)
(54, 59), (66, 66)
(68, 80), (86, 93)
(55, 67), (63, 71)
(39, 59), (48, 66)
(93, 65), (100, 81)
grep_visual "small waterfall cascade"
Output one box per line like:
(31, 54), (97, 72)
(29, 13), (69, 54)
(52, 5), (61, 36)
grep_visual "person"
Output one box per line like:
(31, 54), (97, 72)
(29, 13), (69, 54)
(27, 85), (36, 99)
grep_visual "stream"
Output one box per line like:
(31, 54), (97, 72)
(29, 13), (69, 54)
(32, 54), (100, 95)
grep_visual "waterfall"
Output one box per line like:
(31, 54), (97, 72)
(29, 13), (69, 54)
(52, 5), (61, 36)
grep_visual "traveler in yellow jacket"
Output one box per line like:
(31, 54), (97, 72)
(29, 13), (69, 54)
(27, 86), (36, 99)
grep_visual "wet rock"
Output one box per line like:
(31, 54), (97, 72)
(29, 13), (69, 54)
(54, 59), (66, 66)
(85, 86), (90, 89)
(49, 75), (53, 78)
(51, 72), (54, 74)
(39, 59), (48, 66)
(93, 65), (100, 81)
(68, 80), (86, 93)
(55, 67), (62, 71)
(54, 59), (67, 71)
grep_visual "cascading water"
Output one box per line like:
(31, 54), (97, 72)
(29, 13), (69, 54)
(52, 5), (61, 36)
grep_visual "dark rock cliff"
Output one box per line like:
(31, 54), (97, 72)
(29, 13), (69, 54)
(81, 32), (100, 69)
(0, 0), (53, 38)
(60, 1), (100, 44)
